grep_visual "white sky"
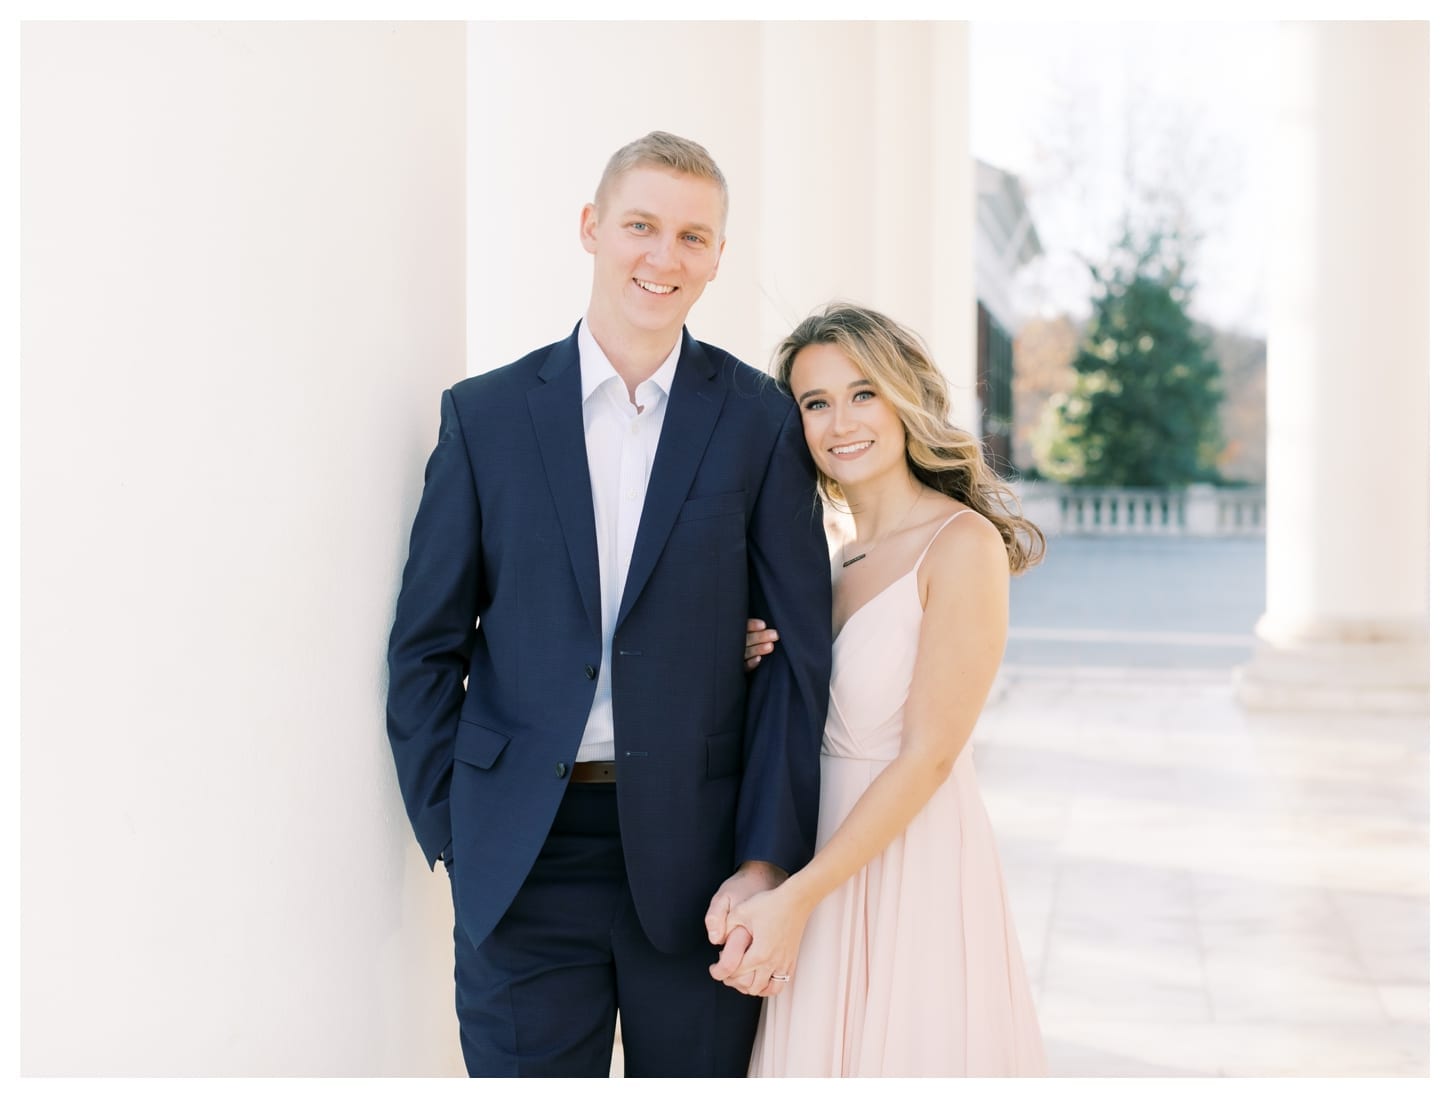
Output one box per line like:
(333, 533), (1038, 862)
(970, 21), (1276, 338)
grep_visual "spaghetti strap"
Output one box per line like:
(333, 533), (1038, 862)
(912, 509), (975, 572)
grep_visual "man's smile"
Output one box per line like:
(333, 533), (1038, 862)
(634, 278), (678, 295)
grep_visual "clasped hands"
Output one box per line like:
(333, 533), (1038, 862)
(703, 860), (809, 998)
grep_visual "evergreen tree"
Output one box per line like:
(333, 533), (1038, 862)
(1033, 231), (1224, 486)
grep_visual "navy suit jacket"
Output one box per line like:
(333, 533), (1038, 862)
(386, 326), (832, 953)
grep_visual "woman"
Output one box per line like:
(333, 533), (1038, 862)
(722, 303), (1047, 1077)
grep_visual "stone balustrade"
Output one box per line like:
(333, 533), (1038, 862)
(1017, 483), (1266, 537)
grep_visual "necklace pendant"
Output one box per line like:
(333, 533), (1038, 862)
(842, 553), (866, 567)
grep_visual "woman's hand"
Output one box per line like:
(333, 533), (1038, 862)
(743, 618), (778, 671)
(709, 880), (812, 997)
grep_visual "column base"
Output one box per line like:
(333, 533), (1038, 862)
(1232, 616), (1428, 714)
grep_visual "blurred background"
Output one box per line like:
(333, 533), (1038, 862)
(18, 19), (1431, 1078)
(963, 22), (1429, 1077)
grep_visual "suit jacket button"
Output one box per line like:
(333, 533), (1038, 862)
(555, 761), (567, 778)
(584, 665), (597, 679)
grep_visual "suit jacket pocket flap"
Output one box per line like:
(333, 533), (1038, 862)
(678, 490), (747, 524)
(455, 719), (510, 770)
(705, 730), (743, 780)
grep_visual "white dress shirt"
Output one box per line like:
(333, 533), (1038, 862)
(575, 320), (681, 763)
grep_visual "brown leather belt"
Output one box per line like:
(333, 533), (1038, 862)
(569, 760), (616, 784)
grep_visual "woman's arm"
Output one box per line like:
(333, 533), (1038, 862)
(713, 510), (1010, 996)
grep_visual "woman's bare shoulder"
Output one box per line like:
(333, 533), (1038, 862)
(919, 508), (1009, 589)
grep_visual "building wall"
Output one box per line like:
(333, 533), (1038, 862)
(22, 23), (467, 1075)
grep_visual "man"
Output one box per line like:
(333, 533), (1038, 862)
(386, 131), (832, 1077)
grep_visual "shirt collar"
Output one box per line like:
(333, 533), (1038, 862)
(578, 319), (682, 405)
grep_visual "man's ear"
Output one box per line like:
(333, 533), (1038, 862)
(580, 203), (599, 254)
(709, 235), (726, 282)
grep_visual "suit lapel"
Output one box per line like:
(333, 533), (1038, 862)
(526, 328), (602, 639)
(617, 330), (726, 625)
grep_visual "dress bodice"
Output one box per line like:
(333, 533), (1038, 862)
(824, 511), (971, 763)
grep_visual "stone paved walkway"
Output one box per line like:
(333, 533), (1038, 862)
(975, 666), (1428, 1077)
(978, 534), (1428, 1077)
(1004, 535), (1267, 671)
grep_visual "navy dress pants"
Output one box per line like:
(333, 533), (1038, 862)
(449, 784), (761, 1077)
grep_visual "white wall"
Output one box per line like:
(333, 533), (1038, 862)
(466, 21), (977, 417)
(22, 23), (466, 1075)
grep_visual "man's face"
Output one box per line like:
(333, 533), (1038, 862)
(580, 167), (726, 343)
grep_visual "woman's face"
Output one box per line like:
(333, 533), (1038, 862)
(789, 342), (908, 490)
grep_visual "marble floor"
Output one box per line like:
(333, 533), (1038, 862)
(973, 665), (1430, 1078)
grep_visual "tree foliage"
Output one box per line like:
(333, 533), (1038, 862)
(1033, 232), (1224, 486)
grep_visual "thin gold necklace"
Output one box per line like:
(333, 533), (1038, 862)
(842, 484), (925, 568)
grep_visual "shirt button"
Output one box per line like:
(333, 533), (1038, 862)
(585, 665), (597, 679)
(627, 489), (639, 500)
(555, 762), (567, 779)
(630, 423), (640, 435)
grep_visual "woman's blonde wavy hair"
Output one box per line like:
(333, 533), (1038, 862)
(775, 302), (1045, 575)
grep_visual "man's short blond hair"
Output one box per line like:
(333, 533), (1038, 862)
(594, 131), (729, 223)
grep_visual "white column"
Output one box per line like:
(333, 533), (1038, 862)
(1234, 22), (1429, 712)
(22, 23), (466, 1073)
(757, 21), (974, 405)
(757, 21), (880, 354)
(466, 21), (767, 373)
(929, 23), (977, 421)
(468, 21), (975, 413)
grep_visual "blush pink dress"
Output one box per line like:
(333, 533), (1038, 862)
(749, 511), (1047, 1077)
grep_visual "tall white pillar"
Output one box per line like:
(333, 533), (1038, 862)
(22, 23), (467, 1073)
(1234, 22), (1429, 712)
(466, 21), (767, 374)
(467, 21), (975, 417)
(756, 21), (974, 403)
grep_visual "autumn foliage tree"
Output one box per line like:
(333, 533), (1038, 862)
(1033, 232), (1224, 486)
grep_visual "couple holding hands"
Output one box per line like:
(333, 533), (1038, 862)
(386, 131), (1046, 1078)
